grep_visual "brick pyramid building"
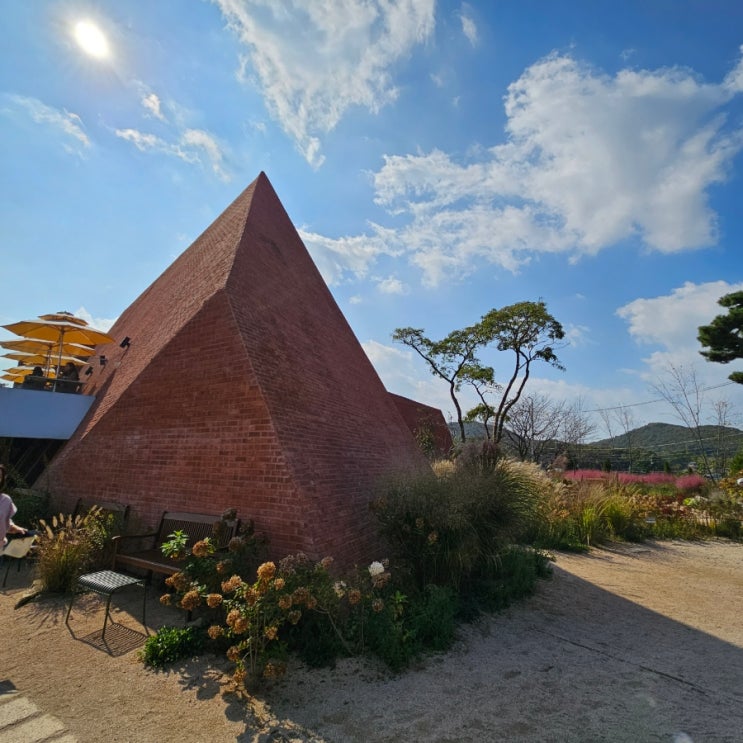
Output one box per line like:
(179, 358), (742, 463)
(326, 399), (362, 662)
(44, 172), (440, 564)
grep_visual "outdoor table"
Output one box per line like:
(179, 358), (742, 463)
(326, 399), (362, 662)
(66, 569), (147, 638)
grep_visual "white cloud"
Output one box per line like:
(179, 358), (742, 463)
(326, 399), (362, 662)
(564, 324), (591, 348)
(180, 128), (229, 180)
(214, 0), (435, 166)
(114, 126), (229, 180)
(376, 275), (408, 294)
(617, 280), (743, 381)
(460, 8), (478, 46)
(368, 50), (743, 286)
(141, 92), (166, 121)
(73, 307), (117, 333)
(299, 227), (400, 285)
(4, 95), (90, 152)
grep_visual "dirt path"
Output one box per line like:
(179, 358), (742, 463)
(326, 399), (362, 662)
(2, 540), (742, 742)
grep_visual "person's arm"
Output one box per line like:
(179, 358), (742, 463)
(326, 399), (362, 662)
(7, 520), (26, 535)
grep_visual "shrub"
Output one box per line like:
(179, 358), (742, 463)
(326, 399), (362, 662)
(8, 488), (50, 526)
(371, 457), (544, 593)
(140, 626), (204, 669)
(35, 507), (115, 593)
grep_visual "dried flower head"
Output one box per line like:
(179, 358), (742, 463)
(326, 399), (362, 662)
(263, 625), (278, 641)
(305, 595), (318, 610)
(291, 587), (310, 605)
(208, 624), (224, 640)
(221, 575), (243, 593)
(319, 556), (334, 570)
(180, 590), (201, 611)
(348, 589), (362, 606)
(226, 608), (242, 629)
(278, 595), (293, 611)
(233, 616), (249, 634)
(206, 593), (223, 609)
(257, 562), (276, 582)
(287, 610), (302, 625)
(272, 577), (286, 591)
(159, 594), (172, 606)
(427, 530), (438, 545)
(232, 667), (247, 686)
(371, 598), (385, 613)
(244, 587), (259, 606)
(226, 645), (242, 663)
(371, 571), (391, 589)
(415, 517), (424, 530)
(192, 539), (213, 558)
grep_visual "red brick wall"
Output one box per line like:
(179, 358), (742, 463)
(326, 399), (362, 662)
(388, 393), (454, 459)
(42, 173), (433, 566)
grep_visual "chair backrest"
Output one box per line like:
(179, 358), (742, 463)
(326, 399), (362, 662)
(155, 511), (239, 550)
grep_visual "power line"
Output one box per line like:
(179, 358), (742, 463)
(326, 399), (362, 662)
(583, 381), (736, 414)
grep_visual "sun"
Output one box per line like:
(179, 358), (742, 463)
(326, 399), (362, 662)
(73, 20), (110, 59)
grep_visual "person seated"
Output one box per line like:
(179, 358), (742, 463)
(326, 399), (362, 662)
(0, 465), (33, 548)
(22, 366), (47, 391)
(57, 362), (81, 393)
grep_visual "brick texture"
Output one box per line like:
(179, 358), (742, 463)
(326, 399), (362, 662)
(389, 393), (453, 459)
(41, 173), (434, 566)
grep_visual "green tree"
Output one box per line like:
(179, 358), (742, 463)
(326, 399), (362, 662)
(479, 301), (566, 446)
(392, 325), (486, 442)
(698, 290), (743, 384)
(393, 301), (565, 445)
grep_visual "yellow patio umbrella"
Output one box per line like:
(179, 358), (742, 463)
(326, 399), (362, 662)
(0, 338), (96, 358)
(2, 351), (86, 367)
(2, 312), (114, 390)
(2, 315), (114, 347)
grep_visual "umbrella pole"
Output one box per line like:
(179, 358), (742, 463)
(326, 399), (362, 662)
(52, 330), (63, 392)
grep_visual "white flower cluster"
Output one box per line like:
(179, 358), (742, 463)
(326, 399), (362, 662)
(368, 561), (384, 577)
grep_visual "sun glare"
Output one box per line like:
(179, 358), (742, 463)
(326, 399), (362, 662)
(74, 20), (110, 59)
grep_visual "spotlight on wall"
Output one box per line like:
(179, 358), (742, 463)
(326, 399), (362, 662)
(84, 366), (93, 376)
(120, 336), (131, 348)
(100, 355), (107, 367)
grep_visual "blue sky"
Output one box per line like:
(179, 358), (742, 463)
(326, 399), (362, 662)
(2, 0), (743, 440)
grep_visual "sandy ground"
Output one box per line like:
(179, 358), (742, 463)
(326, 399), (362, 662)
(1, 539), (742, 742)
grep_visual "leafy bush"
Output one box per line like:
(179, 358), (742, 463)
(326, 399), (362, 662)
(140, 626), (204, 669)
(35, 507), (115, 593)
(371, 456), (544, 593)
(8, 488), (50, 526)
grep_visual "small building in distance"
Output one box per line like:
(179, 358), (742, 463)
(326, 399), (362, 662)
(41, 172), (448, 565)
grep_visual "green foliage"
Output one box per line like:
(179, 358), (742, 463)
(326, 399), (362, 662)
(372, 455), (543, 593)
(468, 546), (552, 614)
(35, 507), (115, 593)
(140, 626), (204, 669)
(393, 300), (565, 445)
(8, 488), (50, 526)
(698, 290), (743, 384)
(414, 424), (437, 460)
(729, 446), (743, 476)
(161, 529), (189, 559)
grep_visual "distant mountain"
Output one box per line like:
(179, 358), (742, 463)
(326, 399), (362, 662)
(590, 422), (743, 452)
(447, 421), (743, 473)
